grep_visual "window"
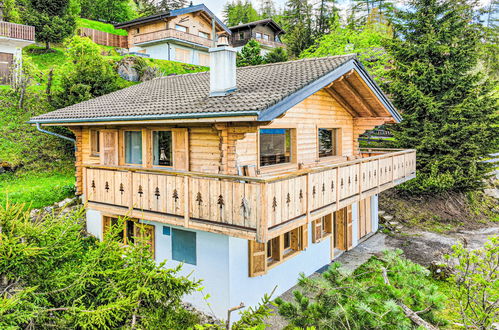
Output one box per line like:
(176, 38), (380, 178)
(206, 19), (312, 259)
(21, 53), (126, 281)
(125, 131), (142, 165)
(175, 24), (188, 32)
(199, 53), (210, 67)
(172, 228), (196, 265)
(102, 217), (155, 256)
(255, 32), (262, 39)
(259, 128), (292, 166)
(318, 128), (339, 158)
(134, 28), (140, 34)
(266, 226), (305, 267)
(238, 32), (245, 40)
(175, 47), (191, 63)
(312, 214), (333, 243)
(198, 31), (210, 39)
(152, 131), (172, 167)
(263, 34), (270, 41)
(90, 130), (100, 156)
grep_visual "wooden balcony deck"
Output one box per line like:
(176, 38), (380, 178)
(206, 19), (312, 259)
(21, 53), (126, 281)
(132, 29), (213, 48)
(0, 22), (35, 41)
(83, 149), (416, 242)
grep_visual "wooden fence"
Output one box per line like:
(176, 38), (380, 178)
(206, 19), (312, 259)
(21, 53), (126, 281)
(79, 27), (128, 48)
(0, 21), (35, 41)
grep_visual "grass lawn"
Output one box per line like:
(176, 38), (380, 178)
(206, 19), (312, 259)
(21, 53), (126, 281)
(77, 18), (128, 36)
(0, 170), (75, 209)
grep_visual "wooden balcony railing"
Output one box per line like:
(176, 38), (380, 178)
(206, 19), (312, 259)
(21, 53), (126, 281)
(83, 149), (416, 242)
(132, 29), (213, 48)
(231, 35), (286, 49)
(0, 21), (35, 41)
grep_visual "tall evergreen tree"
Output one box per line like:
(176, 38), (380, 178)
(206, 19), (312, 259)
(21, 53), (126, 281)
(79, 0), (136, 22)
(22, 0), (78, 50)
(315, 0), (340, 37)
(385, 0), (499, 193)
(259, 0), (275, 18)
(223, 0), (260, 26)
(282, 0), (313, 57)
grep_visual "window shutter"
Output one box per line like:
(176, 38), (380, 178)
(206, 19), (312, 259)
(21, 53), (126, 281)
(100, 130), (118, 165)
(347, 205), (353, 249)
(301, 223), (308, 250)
(135, 223), (156, 258)
(290, 228), (300, 250)
(102, 216), (111, 237)
(248, 240), (267, 277)
(324, 214), (333, 234)
(172, 128), (189, 171)
(311, 219), (322, 243)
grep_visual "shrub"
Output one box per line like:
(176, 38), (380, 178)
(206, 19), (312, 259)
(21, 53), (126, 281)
(276, 250), (445, 329)
(0, 203), (200, 328)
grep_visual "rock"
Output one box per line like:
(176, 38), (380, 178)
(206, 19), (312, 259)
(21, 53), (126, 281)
(30, 209), (39, 218)
(389, 221), (399, 226)
(383, 215), (394, 221)
(43, 206), (53, 213)
(116, 57), (140, 82)
(484, 188), (499, 199)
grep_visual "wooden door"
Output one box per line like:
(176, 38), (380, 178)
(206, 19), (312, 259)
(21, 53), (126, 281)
(100, 130), (119, 165)
(358, 198), (372, 240)
(0, 52), (13, 85)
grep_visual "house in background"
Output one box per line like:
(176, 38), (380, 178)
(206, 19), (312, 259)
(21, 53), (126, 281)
(229, 18), (286, 54)
(30, 44), (416, 321)
(0, 16), (35, 84)
(114, 4), (230, 66)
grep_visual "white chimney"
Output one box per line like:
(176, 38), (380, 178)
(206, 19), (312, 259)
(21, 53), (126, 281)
(209, 42), (237, 97)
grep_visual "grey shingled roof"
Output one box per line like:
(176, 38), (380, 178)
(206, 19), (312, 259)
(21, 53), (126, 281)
(30, 55), (357, 123)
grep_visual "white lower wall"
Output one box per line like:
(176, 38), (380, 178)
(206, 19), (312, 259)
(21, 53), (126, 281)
(85, 196), (381, 322)
(371, 194), (379, 231)
(130, 43), (208, 65)
(351, 202), (359, 247)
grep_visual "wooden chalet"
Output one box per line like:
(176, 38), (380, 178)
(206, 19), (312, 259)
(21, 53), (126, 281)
(30, 46), (415, 320)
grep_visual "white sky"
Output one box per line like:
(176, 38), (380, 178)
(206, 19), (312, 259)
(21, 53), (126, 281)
(193, 0), (493, 22)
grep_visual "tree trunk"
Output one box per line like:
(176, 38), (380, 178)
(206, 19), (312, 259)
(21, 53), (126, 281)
(45, 41), (50, 50)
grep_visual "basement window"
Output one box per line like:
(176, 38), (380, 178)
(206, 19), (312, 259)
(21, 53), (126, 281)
(90, 129), (100, 157)
(125, 131), (142, 165)
(259, 128), (292, 166)
(152, 131), (173, 167)
(102, 217), (155, 257)
(266, 226), (304, 267)
(312, 214), (333, 243)
(172, 229), (197, 265)
(318, 128), (339, 158)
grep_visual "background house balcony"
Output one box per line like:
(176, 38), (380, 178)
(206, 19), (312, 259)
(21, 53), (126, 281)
(0, 21), (35, 43)
(231, 34), (286, 49)
(83, 149), (416, 242)
(132, 29), (213, 48)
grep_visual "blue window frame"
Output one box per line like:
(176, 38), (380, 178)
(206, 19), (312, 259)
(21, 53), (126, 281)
(172, 229), (196, 265)
(259, 128), (292, 166)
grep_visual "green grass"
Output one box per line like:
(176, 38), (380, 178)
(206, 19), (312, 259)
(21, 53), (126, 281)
(77, 18), (128, 36)
(0, 170), (75, 209)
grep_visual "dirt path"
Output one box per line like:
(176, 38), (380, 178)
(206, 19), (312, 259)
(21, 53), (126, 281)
(264, 225), (499, 329)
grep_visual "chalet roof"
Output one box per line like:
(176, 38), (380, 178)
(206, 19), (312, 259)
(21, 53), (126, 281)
(29, 55), (402, 124)
(229, 19), (286, 34)
(114, 4), (230, 34)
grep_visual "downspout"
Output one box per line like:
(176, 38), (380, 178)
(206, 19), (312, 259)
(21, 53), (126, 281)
(36, 122), (76, 150)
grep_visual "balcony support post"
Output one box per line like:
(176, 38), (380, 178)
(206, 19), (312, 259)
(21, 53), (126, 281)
(335, 168), (340, 211)
(306, 173), (311, 223)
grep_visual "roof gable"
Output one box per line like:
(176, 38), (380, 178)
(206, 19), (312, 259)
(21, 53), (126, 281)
(229, 19), (285, 34)
(114, 4), (230, 34)
(29, 55), (401, 124)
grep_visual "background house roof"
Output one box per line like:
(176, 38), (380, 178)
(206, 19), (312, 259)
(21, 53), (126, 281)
(114, 4), (231, 34)
(229, 18), (286, 34)
(30, 55), (401, 124)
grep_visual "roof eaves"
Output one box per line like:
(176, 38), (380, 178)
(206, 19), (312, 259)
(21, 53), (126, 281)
(29, 110), (260, 125)
(258, 58), (402, 123)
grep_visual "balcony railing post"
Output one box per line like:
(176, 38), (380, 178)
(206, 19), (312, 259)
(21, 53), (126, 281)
(256, 182), (268, 243)
(335, 167), (340, 211)
(184, 176), (190, 228)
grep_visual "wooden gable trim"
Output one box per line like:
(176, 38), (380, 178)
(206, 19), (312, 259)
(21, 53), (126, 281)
(324, 86), (360, 118)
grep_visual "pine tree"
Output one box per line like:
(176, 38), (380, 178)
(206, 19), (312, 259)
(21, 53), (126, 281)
(315, 0), (340, 37)
(282, 0), (313, 57)
(259, 0), (275, 18)
(236, 39), (264, 66)
(22, 0), (78, 50)
(385, 0), (499, 193)
(223, 0), (260, 26)
(264, 47), (288, 63)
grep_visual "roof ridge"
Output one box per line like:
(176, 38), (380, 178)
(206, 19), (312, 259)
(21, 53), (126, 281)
(237, 54), (357, 70)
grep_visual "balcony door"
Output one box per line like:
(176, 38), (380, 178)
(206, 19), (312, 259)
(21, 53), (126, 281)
(332, 205), (352, 258)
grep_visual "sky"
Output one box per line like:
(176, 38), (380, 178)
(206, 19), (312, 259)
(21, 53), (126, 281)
(192, 0), (494, 22)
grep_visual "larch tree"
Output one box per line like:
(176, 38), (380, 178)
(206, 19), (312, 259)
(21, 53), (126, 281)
(385, 0), (499, 194)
